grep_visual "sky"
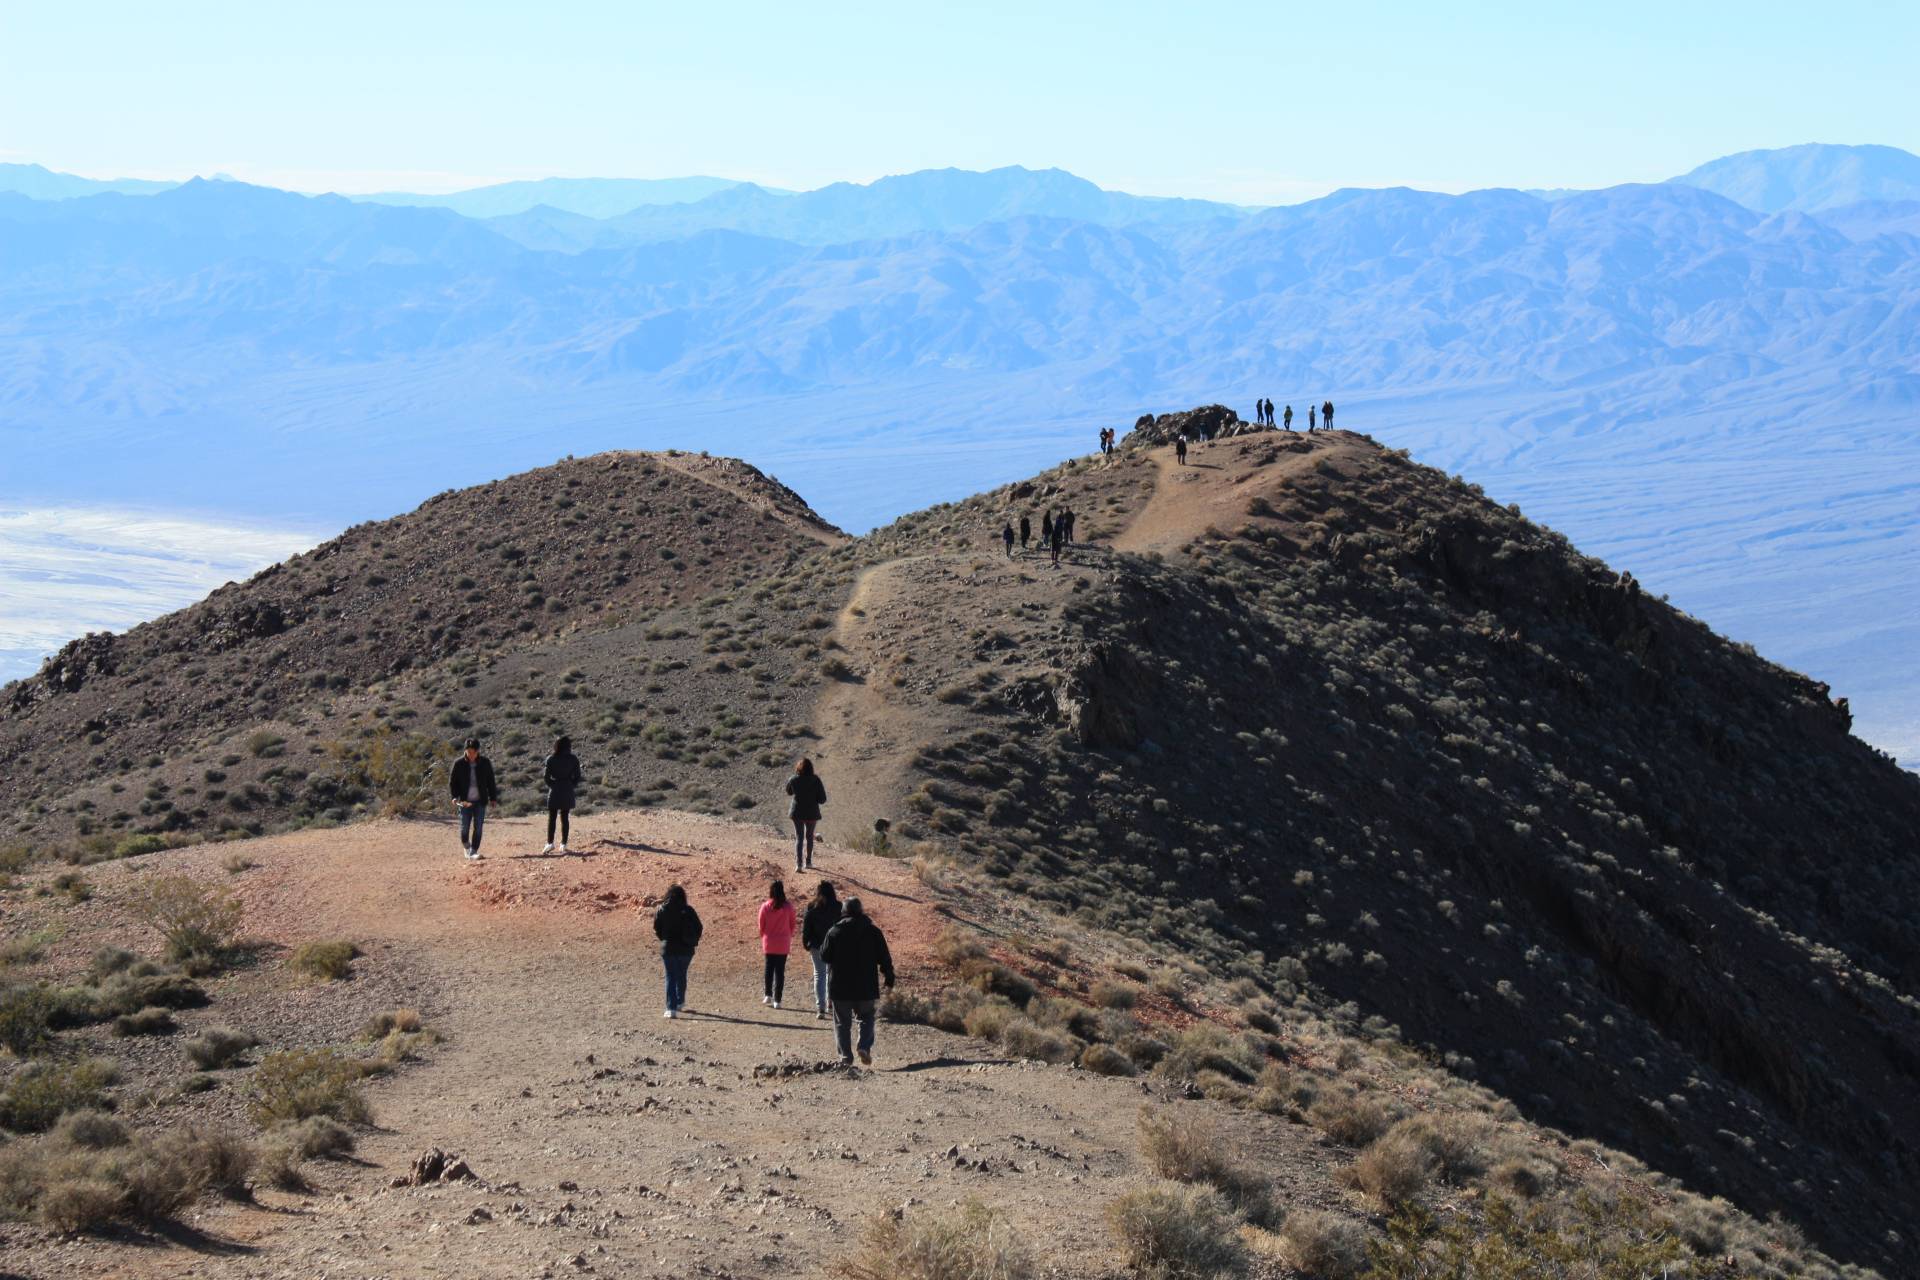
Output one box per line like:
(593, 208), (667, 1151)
(2, 1), (1916, 203)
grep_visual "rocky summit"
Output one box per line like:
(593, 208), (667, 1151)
(2, 418), (1916, 1278)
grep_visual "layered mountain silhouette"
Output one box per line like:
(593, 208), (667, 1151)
(1671, 142), (1920, 212)
(1, 147), (1917, 764)
(3, 432), (1915, 1270)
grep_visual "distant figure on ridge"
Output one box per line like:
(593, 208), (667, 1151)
(1040, 510), (1054, 548)
(1062, 508), (1076, 545)
(542, 734), (583, 855)
(758, 879), (796, 1010)
(1308, 405), (1316, 431)
(449, 736), (499, 861)
(1283, 404), (1293, 431)
(1001, 521), (1015, 558)
(1175, 432), (1188, 465)
(653, 883), (703, 1019)
(1323, 400), (1334, 430)
(801, 880), (842, 1019)
(1019, 514), (1031, 553)
(820, 896), (895, 1066)
(1049, 520), (1063, 565)
(784, 758), (828, 871)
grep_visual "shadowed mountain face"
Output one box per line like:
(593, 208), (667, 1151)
(2, 434), (1916, 1270)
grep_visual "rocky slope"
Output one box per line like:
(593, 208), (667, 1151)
(5, 423), (1918, 1271)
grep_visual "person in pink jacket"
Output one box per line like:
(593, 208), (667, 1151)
(758, 880), (798, 1009)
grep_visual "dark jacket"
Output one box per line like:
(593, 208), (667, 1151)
(785, 773), (827, 822)
(449, 756), (500, 805)
(653, 900), (703, 957)
(821, 913), (894, 1002)
(801, 898), (842, 952)
(543, 751), (584, 809)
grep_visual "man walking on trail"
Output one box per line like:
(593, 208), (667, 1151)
(1175, 433), (1188, 465)
(1283, 404), (1293, 431)
(1001, 522), (1015, 558)
(1322, 400), (1334, 430)
(449, 737), (499, 860)
(820, 897), (895, 1066)
(1019, 514), (1031, 553)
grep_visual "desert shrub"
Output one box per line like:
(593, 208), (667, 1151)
(1486, 1157), (1549, 1199)
(111, 1005), (177, 1037)
(1278, 1208), (1369, 1279)
(1106, 1181), (1248, 1279)
(86, 947), (138, 981)
(281, 1114), (357, 1159)
(111, 834), (168, 860)
(962, 996), (1019, 1041)
(1391, 1113), (1491, 1184)
(358, 1008), (422, 1040)
(89, 970), (207, 1018)
(130, 873), (243, 964)
(324, 726), (445, 815)
(185, 1026), (259, 1070)
(288, 940), (359, 981)
(1365, 1196), (1691, 1280)
(1080, 1043), (1138, 1077)
(833, 1196), (1033, 1280)
(0, 1058), (118, 1131)
(366, 1025), (439, 1072)
(1028, 995), (1103, 1040)
(54, 1109), (128, 1150)
(999, 1017), (1078, 1064)
(36, 1173), (126, 1232)
(223, 853), (256, 875)
(1119, 1033), (1171, 1068)
(1114, 960), (1151, 982)
(0, 983), (57, 1056)
(248, 1048), (370, 1126)
(246, 730), (286, 758)
(1339, 1128), (1435, 1209)
(1310, 1089), (1394, 1147)
(49, 872), (92, 902)
(160, 1126), (256, 1199)
(1090, 980), (1140, 1010)
(1136, 1108), (1275, 1225)
(258, 1140), (310, 1192)
(1155, 1025), (1261, 1084)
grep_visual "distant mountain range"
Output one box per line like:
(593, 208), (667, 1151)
(352, 175), (757, 219)
(0, 144), (1917, 764)
(0, 162), (176, 200)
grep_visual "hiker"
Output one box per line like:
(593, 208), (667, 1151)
(1018, 514), (1031, 552)
(1175, 432), (1188, 465)
(448, 737), (499, 861)
(784, 758), (827, 871)
(758, 879), (797, 1009)
(1283, 404), (1293, 431)
(1308, 405), (1316, 431)
(801, 880), (841, 1019)
(1040, 510), (1054, 548)
(1001, 522), (1015, 558)
(1322, 400), (1334, 429)
(1049, 521), (1063, 565)
(542, 734), (583, 855)
(1063, 509), (1077, 544)
(820, 896), (895, 1066)
(653, 883), (703, 1018)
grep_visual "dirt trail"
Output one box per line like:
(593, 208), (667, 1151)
(1114, 436), (1336, 557)
(807, 562), (925, 849)
(11, 809), (1339, 1280)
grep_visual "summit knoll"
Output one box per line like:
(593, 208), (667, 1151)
(3, 424), (1918, 1274)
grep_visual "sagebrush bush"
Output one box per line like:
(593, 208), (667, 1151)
(833, 1196), (1033, 1280)
(358, 1008), (422, 1040)
(248, 1048), (370, 1126)
(131, 874), (243, 964)
(185, 1026), (259, 1070)
(999, 1017), (1078, 1064)
(1090, 980), (1140, 1009)
(110, 1005), (177, 1037)
(1135, 1108), (1275, 1225)
(1155, 1025), (1261, 1084)
(0, 1058), (118, 1132)
(1309, 1089), (1394, 1147)
(1277, 1208), (1368, 1279)
(1106, 1181), (1248, 1279)
(288, 940), (359, 981)
(0, 983), (57, 1056)
(1081, 1043), (1139, 1077)
(53, 1109), (128, 1150)
(1339, 1128), (1435, 1209)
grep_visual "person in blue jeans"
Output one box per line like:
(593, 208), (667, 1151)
(820, 897), (895, 1066)
(448, 737), (500, 860)
(652, 884), (703, 1019)
(800, 880), (842, 1020)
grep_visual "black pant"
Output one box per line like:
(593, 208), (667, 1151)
(547, 805), (570, 844)
(764, 953), (787, 1002)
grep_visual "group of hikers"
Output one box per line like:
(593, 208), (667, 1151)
(450, 741), (893, 1065)
(1000, 507), (1078, 564)
(652, 877), (896, 1065)
(1248, 398), (1334, 431)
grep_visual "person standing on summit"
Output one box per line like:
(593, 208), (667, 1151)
(1019, 514), (1031, 554)
(449, 737), (499, 861)
(542, 734), (583, 855)
(784, 758), (827, 871)
(820, 897), (895, 1066)
(1308, 405), (1316, 431)
(1283, 404), (1293, 431)
(1322, 400), (1334, 430)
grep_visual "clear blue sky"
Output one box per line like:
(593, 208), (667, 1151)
(3, 1), (1914, 202)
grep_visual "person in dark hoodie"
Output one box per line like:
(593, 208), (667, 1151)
(784, 758), (827, 871)
(1018, 514), (1031, 553)
(449, 737), (500, 861)
(652, 883), (703, 1019)
(542, 735), (584, 855)
(820, 897), (895, 1065)
(800, 880), (842, 1020)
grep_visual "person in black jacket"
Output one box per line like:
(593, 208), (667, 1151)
(1018, 515), (1031, 553)
(542, 735), (584, 855)
(820, 897), (895, 1065)
(800, 880), (842, 1020)
(652, 884), (703, 1019)
(783, 758), (827, 871)
(448, 737), (500, 861)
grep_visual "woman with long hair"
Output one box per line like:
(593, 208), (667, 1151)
(651, 883), (703, 1019)
(758, 879), (797, 1009)
(783, 758), (827, 871)
(542, 734), (583, 854)
(800, 879), (842, 1019)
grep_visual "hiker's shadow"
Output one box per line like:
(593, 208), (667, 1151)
(894, 1055), (1015, 1073)
(602, 840), (687, 857)
(508, 849), (604, 860)
(684, 1012), (831, 1032)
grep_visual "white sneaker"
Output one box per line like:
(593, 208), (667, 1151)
(559, 843), (570, 854)
(663, 1009), (675, 1019)
(541, 842), (554, 854)
(762, 996), (771, 1005)
(464, 849), (478, 860)
(772, 1000), (781, 1010)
